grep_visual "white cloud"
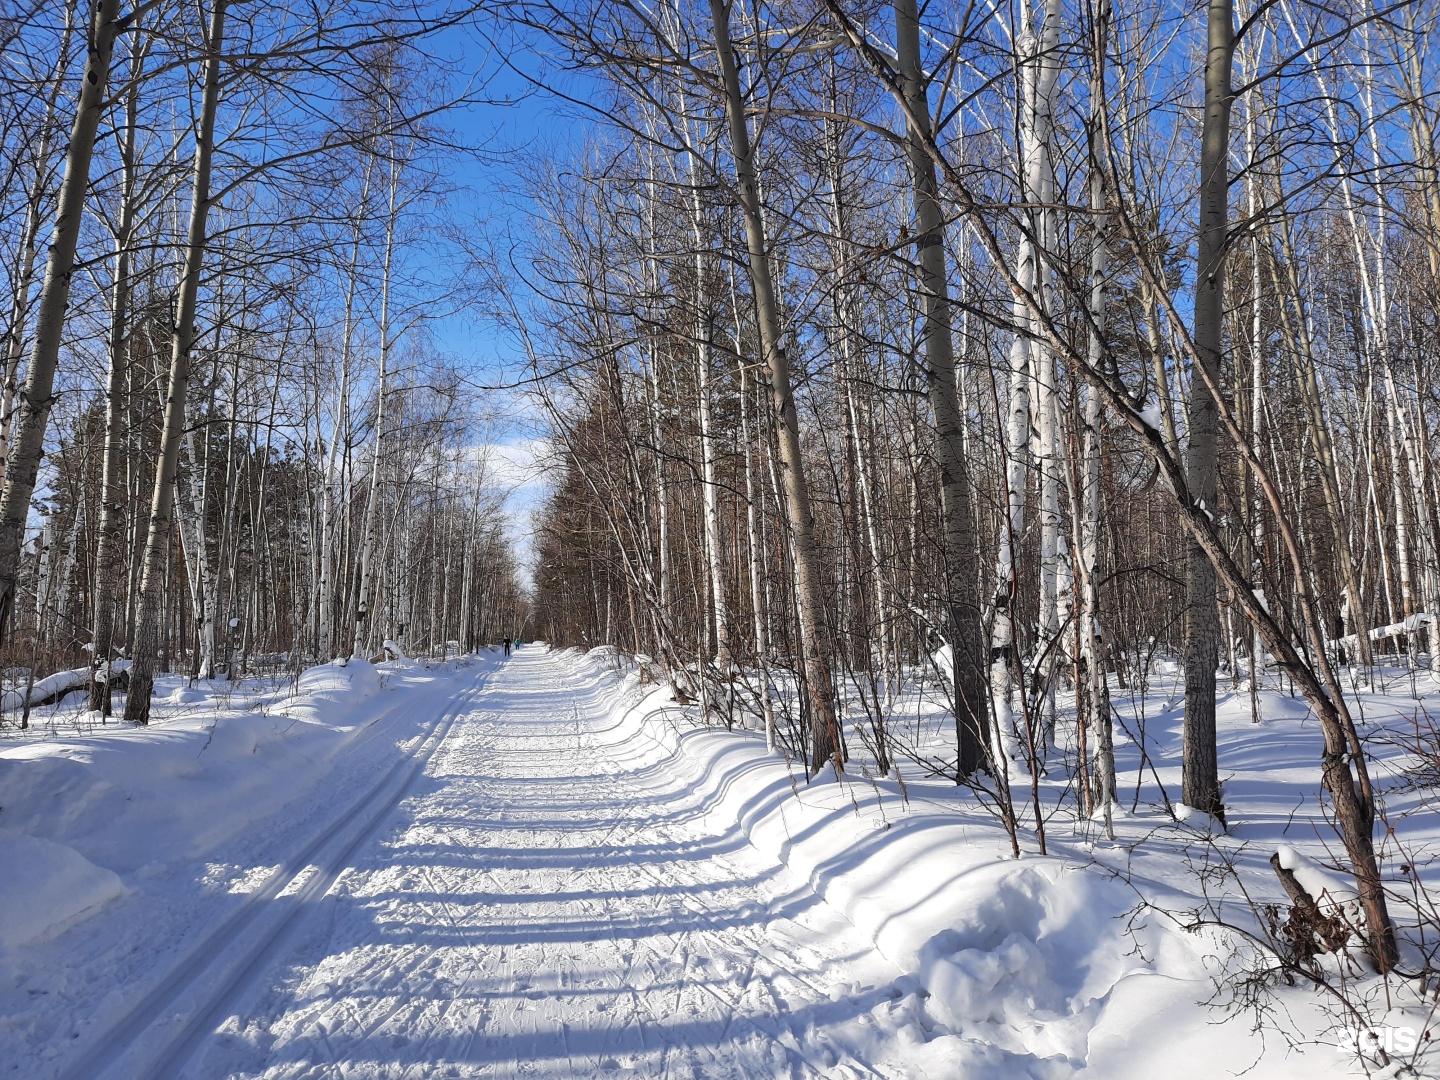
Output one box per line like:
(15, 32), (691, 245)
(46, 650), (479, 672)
(476, 437), (553, 590)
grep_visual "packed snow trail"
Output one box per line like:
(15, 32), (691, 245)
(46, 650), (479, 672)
(157, 648), (928, 1079)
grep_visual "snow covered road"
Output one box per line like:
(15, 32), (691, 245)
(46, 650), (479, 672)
(153, 648), (926, 1079)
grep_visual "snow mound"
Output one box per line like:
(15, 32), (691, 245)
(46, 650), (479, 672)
(0, 713), (351, 871)
(910, 860), (1132, 1061)
(296, 658), (381, 709)
(0, 832), (125, 949)
(167, 683), (205, 704)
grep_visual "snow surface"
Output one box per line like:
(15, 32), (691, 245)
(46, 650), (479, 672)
(0, 646), (1431, 1077)
(1, 665), (92, 712)
(0, 833), (125, 949)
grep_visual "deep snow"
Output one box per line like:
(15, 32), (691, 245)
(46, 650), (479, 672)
(0, 646), (1434, 1077)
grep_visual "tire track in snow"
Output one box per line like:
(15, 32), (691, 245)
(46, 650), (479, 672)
(542, 652), (891, 1077)
(459, 651), (893, 1078)
(575, 703), (883, 1080)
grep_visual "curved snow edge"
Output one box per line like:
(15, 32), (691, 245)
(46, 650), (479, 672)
(0, 832), (128, 951)
(568, 653), (1164, 1068)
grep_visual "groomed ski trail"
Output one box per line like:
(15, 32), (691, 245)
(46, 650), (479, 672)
(169, 648), (931, 1079)
(56, 669), (494, 1080)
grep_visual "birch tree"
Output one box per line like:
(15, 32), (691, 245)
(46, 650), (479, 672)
(0, 0), (125, 643)
(894, 0), (986, 776)
(706, 0), (842, 774)
(1179, 0), (1231, 822)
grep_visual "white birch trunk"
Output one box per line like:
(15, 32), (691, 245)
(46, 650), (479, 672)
(740, 362), (775, 750)
(0, 3), (76, 482)
(1080, 9), (1114, 832)
(0, 0), (124, 639)
(685, 157), (732, 674)
(177, 426), (216, 679)
(993, 0), (1061, 763)
(318, 166), (370, 660)
(352, 154), (401, 659)
(1029, 0), (1064, 749)
(34, 522), (54, 636)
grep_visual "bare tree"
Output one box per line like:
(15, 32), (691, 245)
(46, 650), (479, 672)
(0, 0), (125, 643)
(125, 0), (229, 724)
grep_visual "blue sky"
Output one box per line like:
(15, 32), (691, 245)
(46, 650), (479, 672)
(418, 22), (604, 587)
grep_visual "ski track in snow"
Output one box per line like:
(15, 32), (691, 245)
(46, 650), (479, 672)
(120, 649), (926, 1079)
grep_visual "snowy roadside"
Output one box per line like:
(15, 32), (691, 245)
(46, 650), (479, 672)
(6, 644), (1433, 1078)
(568, 646), (1425, 1078)
(0, 652), (498, 1078)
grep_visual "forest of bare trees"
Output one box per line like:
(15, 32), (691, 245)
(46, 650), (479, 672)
(5, 0), (1440, 1002)
(0, 0), (527, 721)
(501, 0), (1440, 973)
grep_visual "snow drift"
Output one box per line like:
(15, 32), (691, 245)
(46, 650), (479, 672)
(0, 833), (126, 950)
(566, 647), (1340, 1077)
(0, 656), (394, 950)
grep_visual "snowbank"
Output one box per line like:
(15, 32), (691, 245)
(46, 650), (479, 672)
(595, 685), (1143, 1063)
(569, 648), (1336, 1077)
(0, 833), (126, 950)
(0, 659), (392, 883)
(294, 657), (382, 708)
(0, 652), (500, 1080)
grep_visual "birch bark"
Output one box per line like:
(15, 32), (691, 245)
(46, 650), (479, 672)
(1180, 0), (1231, 821)
(319, 164), (371, 659)
(90, 20), (147, 713)
(351, 156), (400, 659)
(0, 0), (125, 642)
(685, 148), (732, 675)
(895, 0), (986, 776)
(740, 361), (776, 750)
(1081, 6), (1114, 831)
(0, 1), (77, 483)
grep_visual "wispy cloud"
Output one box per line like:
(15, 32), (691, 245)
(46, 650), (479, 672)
(477, 437), (553, 588)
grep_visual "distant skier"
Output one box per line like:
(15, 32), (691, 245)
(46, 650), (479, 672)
(502, 636), (512, 657)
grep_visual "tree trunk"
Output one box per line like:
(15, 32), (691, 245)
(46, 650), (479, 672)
(352, 153), (400, 659)
(124, 0), (228, 724)
(319, 168), (370, 660)
(706, 0), (841, 775)
(687, 170), (732, 675)
(895, 0), (986, 777)
(0, 0), (124, 643)
(89, 19), (146, 714)
(740, 362), (776, 750)
(1181, 0), (1231, 822)
(0, 0), (78, 484)
(1081, 8), (1115, 831)
(177, 420), (217, 679)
